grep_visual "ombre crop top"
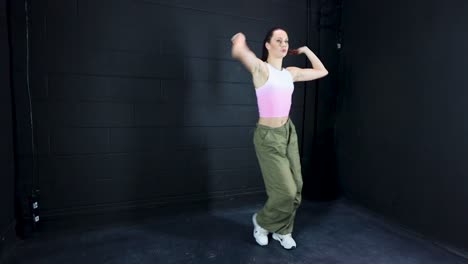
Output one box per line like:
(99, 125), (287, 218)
(255, 63), (294, 117)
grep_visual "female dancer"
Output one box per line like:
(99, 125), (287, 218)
(231, 28), (328, 249)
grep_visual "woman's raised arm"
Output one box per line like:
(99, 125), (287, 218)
(287, 46), (328, 82)
(231, 33), (264, 76)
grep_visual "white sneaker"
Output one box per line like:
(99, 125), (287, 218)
(272, 233), (297, 249)
(252, 213), (269, 246)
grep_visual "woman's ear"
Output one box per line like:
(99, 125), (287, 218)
(265, 42), (271, 51)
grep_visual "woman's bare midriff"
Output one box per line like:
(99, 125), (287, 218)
(258, 116), (289, 128)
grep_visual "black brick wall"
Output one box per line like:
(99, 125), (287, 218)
(0, 0), (16, 259)
(10, 0), (322, 220)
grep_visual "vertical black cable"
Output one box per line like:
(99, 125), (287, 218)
(24, 0), (39, 199)
(334, 0), (343, 145)
(6, 3), (16, 150)
(300, 0), (311, 157)
(312, 0), (323, 150)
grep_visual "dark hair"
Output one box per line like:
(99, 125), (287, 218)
(261, 27), (286, 61)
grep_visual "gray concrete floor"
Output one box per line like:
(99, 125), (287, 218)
(4, 198), (468, 264)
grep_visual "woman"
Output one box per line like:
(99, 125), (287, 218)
(231, 28), (328, 249)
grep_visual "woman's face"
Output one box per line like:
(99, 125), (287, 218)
(266, 30), (289, 59)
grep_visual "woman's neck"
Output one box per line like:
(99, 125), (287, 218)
(267, 58), (282, 70)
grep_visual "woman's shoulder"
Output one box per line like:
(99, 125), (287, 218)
(253, 61), (271, 89)
(254, 61), (270, 77)
(285, 66), (300, 81)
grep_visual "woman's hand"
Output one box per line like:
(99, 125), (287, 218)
(231, 33), (248, 60)
(288, 46), (312, 55)
(230, 32), (265, 79)
(286, 46), (328, 82)
(231, 32), (246, 44)
(296, 46), (311, 54)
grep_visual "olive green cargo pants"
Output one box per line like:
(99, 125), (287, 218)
(253, 119), (303, 235)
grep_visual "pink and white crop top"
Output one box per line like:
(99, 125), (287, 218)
(255, 63), (294, 117)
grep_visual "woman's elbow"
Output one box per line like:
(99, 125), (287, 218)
(322, 69), (329, 77)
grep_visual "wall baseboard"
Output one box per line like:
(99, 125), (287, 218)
(21, 188), (266, 232)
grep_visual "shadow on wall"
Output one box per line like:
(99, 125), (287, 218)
(130, 13), (213, 211)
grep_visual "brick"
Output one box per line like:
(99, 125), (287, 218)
(162, 80), (256, 105)
(51, 127), (109, 154)
(109, 127), (162, 153)
(161, 126), (254, 150)
(185, 58), (250, 83)
(47, 48), (183, 79)
(108, 77), (162, 102)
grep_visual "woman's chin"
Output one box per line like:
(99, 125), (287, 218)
(276, 53), (287, 58)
